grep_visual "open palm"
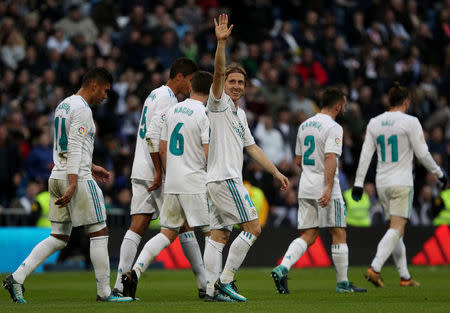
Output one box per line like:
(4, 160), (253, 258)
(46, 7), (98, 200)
(215, 13), (233, 41)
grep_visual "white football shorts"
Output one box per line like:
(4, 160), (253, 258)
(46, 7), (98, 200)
(297, 196), (346, 229)
(377, 185), (413, 219)
(130, 178), (164, 219)
(48, 178), (106, 227)
(159, 193), (209, 230)
(207, 178), (258, 230)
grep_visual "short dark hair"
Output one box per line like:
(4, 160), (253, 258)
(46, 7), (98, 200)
(388, 81), (409, 107)
(81, 67), (113, 87)
(321, 87), (345, 108)
(169, 57), (198, 79)
(191, 71), (213, 95)
(225, 63), (248, 85)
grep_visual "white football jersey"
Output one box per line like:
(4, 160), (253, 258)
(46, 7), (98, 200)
(296, 113), (343, 199)
(131, 85), (178, 181)
(50, 95), (95, 181)
(161, 98), (209, 194)
(206, 89), (255, 183)
(354, 111), (442, 187)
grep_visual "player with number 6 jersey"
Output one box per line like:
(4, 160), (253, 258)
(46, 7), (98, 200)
(114, 58), (209, 298)
(120, 71), (213, 300)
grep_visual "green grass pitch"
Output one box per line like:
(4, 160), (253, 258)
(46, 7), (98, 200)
(1, 266), (449, 313)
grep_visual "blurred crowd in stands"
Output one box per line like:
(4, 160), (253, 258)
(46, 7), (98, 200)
(0, 0), (449, 228)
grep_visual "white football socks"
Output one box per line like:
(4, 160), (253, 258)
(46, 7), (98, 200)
(220, 231), (257, 284)
(133, 233), (170, 279)
(13, 236), (66, 284)
(179, 231), (206, 290)
(331, 243), (349, 283)
(90, 235), (111, 298)
(114, 230), (141, 292)
(371, 228), (401, 272)
(392, 237), (411, 279)
(204, 239), (224, 296)
(280, 237), (308, 270)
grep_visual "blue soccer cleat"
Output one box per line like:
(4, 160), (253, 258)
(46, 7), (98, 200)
(204, 292), (237, 302)
(271, 265), (290, 294)
(214, 279), (247, 302)
(336, 281), (367, 293)
(3, 275), (27, 303)
(96, 293), (134, 302)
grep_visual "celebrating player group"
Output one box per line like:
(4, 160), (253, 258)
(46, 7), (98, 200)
(3, 14), (447, 304)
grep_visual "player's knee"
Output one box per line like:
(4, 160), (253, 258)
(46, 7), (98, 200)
(86, 222), (108, 236)
(161, 228), (178, 242)
(50, 222), (72, 243)
(130, 214), (152, 235)
(250, 225), (262, 238)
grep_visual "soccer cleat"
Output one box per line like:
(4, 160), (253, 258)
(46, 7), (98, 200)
(400, 278), (420, 287)
(336, 281), (367, 293)
(112, 288), (123, 297)
(96, 294), (134, 302)
(215, 279), (247, 302)
(204, 293), (237, 302)
(122, 270), (138, 299)
(198, 288), (206, 299)
(365, 267), (384, 288)
(230, 280), (239, 292)
(271, 265), (290, 294)
(3, 275), (27, 303)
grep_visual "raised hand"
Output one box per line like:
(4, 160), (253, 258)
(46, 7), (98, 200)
(214, 13), (233, 41)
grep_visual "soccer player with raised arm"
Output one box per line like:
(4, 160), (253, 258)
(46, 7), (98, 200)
(121, 71), (213, 300)
(113, 58), (209, 297)
(271, 87), (367, 294)
(203, 14), (289, 302)
(3, 68), (133, 303)
(352, 82), (448, 287)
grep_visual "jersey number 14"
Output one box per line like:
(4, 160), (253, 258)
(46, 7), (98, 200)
(54, 117), (68, 152)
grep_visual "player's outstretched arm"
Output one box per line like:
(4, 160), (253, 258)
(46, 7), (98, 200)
(353, 125), (376, 191)
(211, 13), (233, 99)
(245, 144), (289, 191)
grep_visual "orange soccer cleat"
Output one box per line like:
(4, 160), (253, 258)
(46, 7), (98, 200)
(365, 267), (385, 288)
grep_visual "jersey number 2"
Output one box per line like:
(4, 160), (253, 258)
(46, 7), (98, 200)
(54, 117), (68, 152)
(303, 135), (315, 166)
(169, 123), (184, 156)
(376, 134), (398, 162)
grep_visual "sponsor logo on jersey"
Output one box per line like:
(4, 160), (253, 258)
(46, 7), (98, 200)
(161, 113), (166, 122)
(78, 126), (86, 136)
(335, 137), (341, 145)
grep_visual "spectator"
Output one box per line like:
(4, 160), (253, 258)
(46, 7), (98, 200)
(0, 124), (22, 207)
(55, 4), (99, 44)
(295, 47), (328, 86)
(25, 130), (53, 182)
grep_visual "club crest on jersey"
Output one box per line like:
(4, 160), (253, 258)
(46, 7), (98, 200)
(78, 126), (86, 136)
(161, 113), (166, 122)
(335, 137), (341, 145)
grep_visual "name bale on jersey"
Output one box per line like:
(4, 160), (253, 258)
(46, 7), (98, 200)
(381, 120), (395, 127)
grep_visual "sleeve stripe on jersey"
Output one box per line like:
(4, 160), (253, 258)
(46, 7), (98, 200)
(226, 179), (249, 222)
